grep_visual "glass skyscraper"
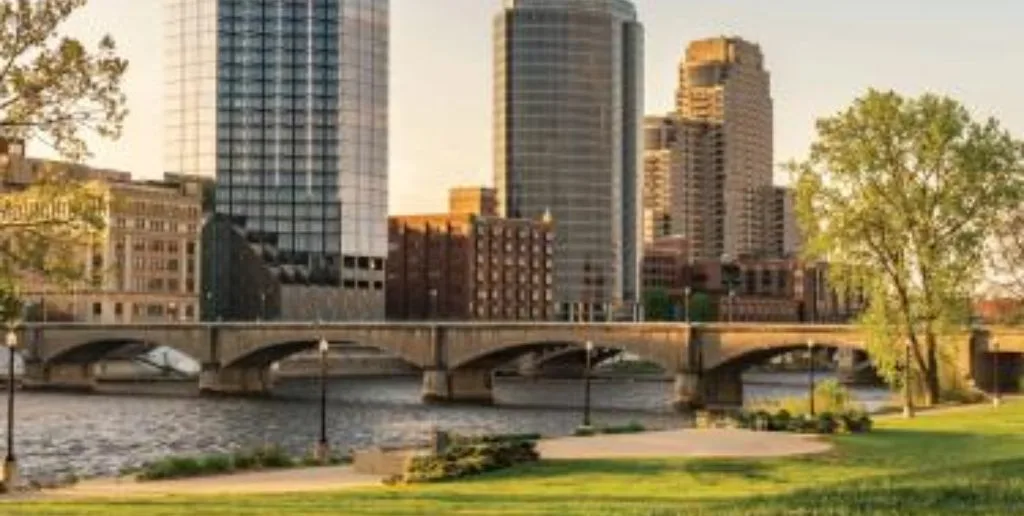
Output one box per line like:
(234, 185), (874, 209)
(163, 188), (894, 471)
(165, 0), (388, 320)
(494, 0), (644, 320)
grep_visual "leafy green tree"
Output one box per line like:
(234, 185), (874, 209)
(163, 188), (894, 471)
(0, 0), (128, 321)
(643, 288), (674, 321)
(689, 292), (714, 323)
(790, 90), (1024, 406)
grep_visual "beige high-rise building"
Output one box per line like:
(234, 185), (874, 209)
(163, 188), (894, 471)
(675, 36), (774, 261)
(643, 115), (679, 244)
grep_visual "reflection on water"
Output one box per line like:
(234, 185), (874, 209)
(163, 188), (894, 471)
(0, 374), (888, 480)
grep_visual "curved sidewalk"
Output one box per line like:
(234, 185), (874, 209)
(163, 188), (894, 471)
(539, 429), (832, 460)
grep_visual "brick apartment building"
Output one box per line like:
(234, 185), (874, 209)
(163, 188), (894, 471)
(642, 236), (860, 322)
(387, 187), (554, 321)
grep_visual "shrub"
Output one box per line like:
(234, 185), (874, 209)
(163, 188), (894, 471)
(770, 410), (792, 432)
(838, 411), (874, 434)
(199, 453), (234, 475)
(815, 412), (839, 435)
(252, 445), (294, 469)
(573, 426), (597, 437)
(599, 422), (646, 435)
(138, 456), (203, 481)
(402, 440), (539, 484)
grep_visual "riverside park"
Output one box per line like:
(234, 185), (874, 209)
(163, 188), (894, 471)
(2, 398), (1022, 515)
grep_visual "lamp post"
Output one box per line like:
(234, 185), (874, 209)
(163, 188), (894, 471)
(260, 292), (267, 322)
(993, 340), (1001, 408)
(315, 335), (330, 462)
(428, 288), (438, 321)
(728, 288), (736, 323)
(903, 338), (915, 419)
(807, 340), (816, 416)
(684, 286), (692, 323)
(582, 340), (594, 429)
(3, 329), (17, 488)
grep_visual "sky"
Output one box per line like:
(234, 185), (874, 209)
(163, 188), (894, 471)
(55, 0), (1024, 214)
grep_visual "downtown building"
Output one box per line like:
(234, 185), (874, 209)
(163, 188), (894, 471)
(494, 0), (644, 321)
(672, 36), (776, 262)
(164, 0), (388, 321)
(386, 187), (555, 322)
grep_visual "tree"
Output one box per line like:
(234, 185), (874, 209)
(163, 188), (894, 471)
(689, 292), (714, 323)
(0, 0), (128, 322)
(790, 90), (1024, 406)
(643, 288), (674, 321)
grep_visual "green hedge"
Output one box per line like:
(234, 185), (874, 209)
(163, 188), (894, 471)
(573, 422), (646, 437)
(727, 409), (873, 435)
(402, 440), (540, 484)
(136, 445), (350, 482)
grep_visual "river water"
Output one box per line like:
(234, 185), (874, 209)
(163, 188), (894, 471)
(0, 374), (889, 480)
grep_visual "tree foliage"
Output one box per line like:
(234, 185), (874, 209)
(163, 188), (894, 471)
(643, 288), (674, 322)
(790, 90), (1024, 405)
(0, 0), (127, 322)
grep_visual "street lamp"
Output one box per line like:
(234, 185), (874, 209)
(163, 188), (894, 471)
(993, 340), (1001, 408)
(903, 338), (915, 419)
(807, 340), (816, 416)
(260, 292), (267, 322)
(683, 286), (692, 323)
(428, 288), (438, 321)
(582, 341), (594, 429)
(3, 329), (17, 488)
(315, 336), (330, 462)
(728, 288), (736, 323)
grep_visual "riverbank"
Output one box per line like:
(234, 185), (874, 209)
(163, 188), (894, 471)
(7, 399), (1021, 514)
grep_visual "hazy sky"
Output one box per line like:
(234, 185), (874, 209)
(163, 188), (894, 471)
(55, 0), (1024, 214)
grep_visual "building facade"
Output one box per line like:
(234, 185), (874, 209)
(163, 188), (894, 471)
(643, 115), (682, 244)
(675, 37), (774, 261)
(1, 142), (204, 323)
(165, 0), (389, 320)
(641, 235), (859, 322)
(387, 188), (554, 321)
(494, 0), (644, 321)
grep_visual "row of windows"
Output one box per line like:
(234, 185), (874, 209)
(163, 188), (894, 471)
(92, 301), (196, 319)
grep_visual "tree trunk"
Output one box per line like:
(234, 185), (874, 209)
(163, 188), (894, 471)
(923, 332), (941, 406)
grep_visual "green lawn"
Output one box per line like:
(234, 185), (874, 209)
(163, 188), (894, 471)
(7, 401), (1024, 515)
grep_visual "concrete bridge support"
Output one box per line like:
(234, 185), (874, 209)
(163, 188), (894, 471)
(672, 372), (703, 411)
(22, 362), (98, 392)
(198, 363), (275, 396)
(421, 368), (494, 405)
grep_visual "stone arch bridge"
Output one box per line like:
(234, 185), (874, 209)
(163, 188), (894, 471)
(10, 322), (1009, 408)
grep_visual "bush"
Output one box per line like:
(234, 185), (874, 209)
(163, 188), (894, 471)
(199, 453), (234, 475)
(252, 445), (294, 469)
(138, 456), (204, 481)
(838, 411), (874, 434)
(599, 422), (646, 435)
(402, 440), (539, 484)
(727, 408), (872, 436)
(770, 410), (792, 432)
(815, 412), (839, 435)
(137, 445), (306, 482)
(573, 426), (597, 437)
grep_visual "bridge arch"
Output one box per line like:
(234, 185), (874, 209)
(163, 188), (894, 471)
(220, 338), (423, 372)
(30, 326), (210, 365)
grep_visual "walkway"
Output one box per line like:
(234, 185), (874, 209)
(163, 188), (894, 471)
(35, 429), (830, 499)
(539, 429), (832, 459)
(46, 466), (381, 498)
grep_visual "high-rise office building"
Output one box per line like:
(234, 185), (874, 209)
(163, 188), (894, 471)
(494, 0), (644, 321)
(643, 115), (686, 245)
(675, 37), (773, 261)
(165, 0), (389, 320)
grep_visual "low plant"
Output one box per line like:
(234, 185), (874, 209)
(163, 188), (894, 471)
(600, 421), (646, 435)
(137, 445), (305, 482)
(402, 440), (539, 484)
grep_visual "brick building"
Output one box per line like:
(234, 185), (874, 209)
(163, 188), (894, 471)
(387, 188), (554, 321)
(641, 236), (860, 322)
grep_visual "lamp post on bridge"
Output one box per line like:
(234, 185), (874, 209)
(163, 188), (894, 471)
(807, 340), (816, 416)
(581, 340), (594, 430)
(683, 286), (692, 324)
(3, 328), (18, 489)
(315, 335), (330, 462)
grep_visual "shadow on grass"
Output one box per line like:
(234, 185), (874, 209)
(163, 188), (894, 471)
(707, 456), (1024, 515)
(446, 457), (774, 485)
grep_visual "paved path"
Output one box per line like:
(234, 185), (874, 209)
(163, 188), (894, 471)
(45, 466), (381, 498)
(538, 429), (832, 460)
(34, 429), (830, 499)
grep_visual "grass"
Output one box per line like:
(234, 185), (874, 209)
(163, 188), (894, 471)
(5, 400), (1024, 515)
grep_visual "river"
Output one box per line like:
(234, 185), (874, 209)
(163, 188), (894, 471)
(0, 373), (889, 480)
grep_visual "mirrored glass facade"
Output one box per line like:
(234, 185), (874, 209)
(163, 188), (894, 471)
(165, 0), (388, 318)
(494, 0), (643, 319)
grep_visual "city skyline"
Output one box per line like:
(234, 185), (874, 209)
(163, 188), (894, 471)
(51, 0), (1024, 215)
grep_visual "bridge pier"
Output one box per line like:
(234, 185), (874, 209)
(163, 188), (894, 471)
(701, 367), (744, 408)
(22, 362), (98, 392)
(672, 372), (703, 411)
(421, 368), (494, 405)
(199, 363), (274, 396)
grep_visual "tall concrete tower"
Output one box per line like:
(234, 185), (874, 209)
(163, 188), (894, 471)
(494, 0), (644, 321)
(676, 37), (773, 261)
